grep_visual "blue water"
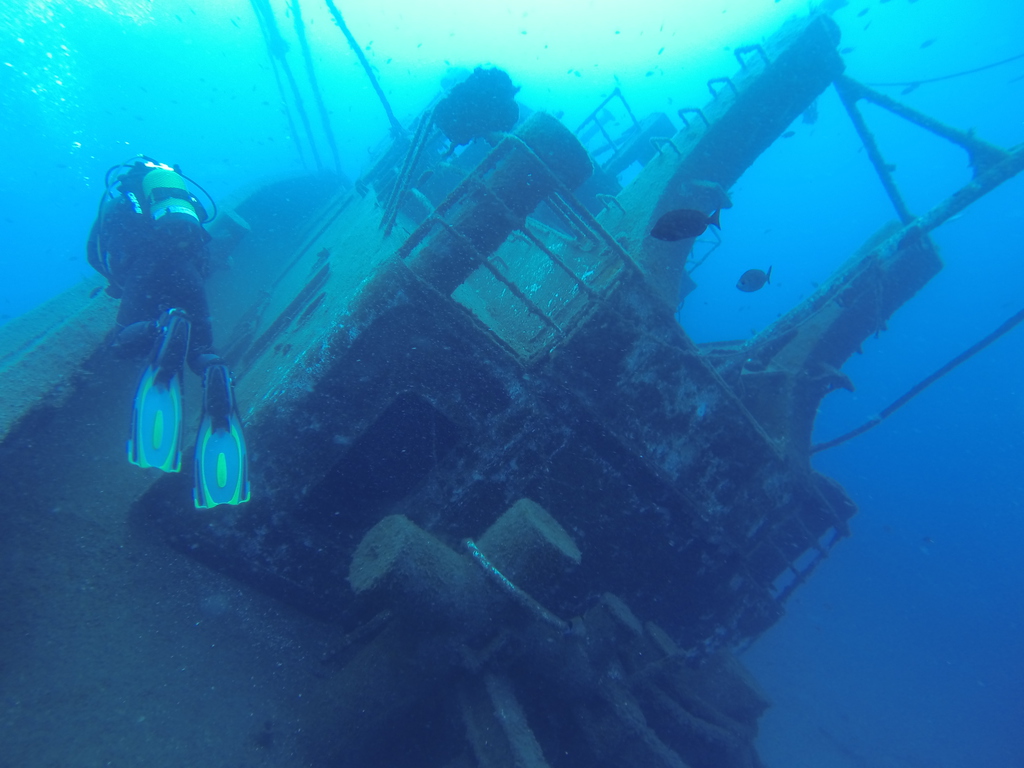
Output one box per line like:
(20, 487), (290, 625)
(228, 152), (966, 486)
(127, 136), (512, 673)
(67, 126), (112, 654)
(2, 1), (1023, 766)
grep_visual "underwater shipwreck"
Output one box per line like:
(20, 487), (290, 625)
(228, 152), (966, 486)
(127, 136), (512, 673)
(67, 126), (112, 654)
(3, 11), (1023, 768)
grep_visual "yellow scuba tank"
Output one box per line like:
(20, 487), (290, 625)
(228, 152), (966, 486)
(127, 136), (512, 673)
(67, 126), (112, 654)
(141, 164), (202, 226)
(135, 161), (210, 252)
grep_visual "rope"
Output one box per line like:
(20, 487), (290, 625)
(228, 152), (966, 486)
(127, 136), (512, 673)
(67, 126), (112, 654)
(812, 305), (1024, 453)
(866, 51), (1024, 88)
(323, 0), (404, 137)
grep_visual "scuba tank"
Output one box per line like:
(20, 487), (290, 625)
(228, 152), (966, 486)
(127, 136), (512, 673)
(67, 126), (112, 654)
(135, 161), (211, 252)
(102, 156), (213, 227)
(140, 163), (205, 227)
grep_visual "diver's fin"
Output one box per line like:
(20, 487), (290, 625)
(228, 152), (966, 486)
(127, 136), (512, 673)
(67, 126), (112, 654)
(193, 364), (250, 509)
(127, 310), (191, 472)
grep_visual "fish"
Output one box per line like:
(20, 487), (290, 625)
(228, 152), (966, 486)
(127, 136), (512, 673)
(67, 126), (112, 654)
(650, 208), (721, 241)
(920, 38), (936, 49)
(782, 130), (796, 138)
(736, 266), (772, 292)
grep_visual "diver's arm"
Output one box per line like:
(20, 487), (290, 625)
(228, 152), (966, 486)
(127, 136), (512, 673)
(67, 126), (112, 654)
(85, 218), (102, 275)
(86, 196), (130, 297)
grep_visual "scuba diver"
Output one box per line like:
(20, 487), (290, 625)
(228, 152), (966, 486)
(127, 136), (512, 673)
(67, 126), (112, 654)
(87, 156), (249, 509)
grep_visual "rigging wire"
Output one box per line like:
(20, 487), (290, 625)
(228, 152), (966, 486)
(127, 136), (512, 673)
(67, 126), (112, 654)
(865, 51), (1024, 88)
(249, 0), (305, 169)
(290, 0), (343, 176)
(250, 0), (324, 173)
(812, 305), (1024, 453)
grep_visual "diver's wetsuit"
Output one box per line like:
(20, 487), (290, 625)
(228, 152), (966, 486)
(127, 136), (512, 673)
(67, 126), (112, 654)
(86, 174), (221, 374)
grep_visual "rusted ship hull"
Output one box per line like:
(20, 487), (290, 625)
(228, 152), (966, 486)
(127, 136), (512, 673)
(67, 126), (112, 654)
(2, 10), (1021, 768)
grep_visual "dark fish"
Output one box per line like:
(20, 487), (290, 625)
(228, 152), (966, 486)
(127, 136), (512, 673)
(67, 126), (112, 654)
(736, 266), (772, 292)
(901, 82), (921, 95)
(920, 38), (936, 49)
(782, 130), (796, 138)
(651, 208), (721, 241)
(857, 8), (868, 16)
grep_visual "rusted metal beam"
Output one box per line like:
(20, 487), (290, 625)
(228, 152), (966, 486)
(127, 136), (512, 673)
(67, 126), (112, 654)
(837, 75), (1010, 173)
(835, 77), (916, 224)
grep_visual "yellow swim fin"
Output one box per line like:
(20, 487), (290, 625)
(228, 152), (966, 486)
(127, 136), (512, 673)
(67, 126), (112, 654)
(193, 363), (250, 509)
(127, 310), (190, 472)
